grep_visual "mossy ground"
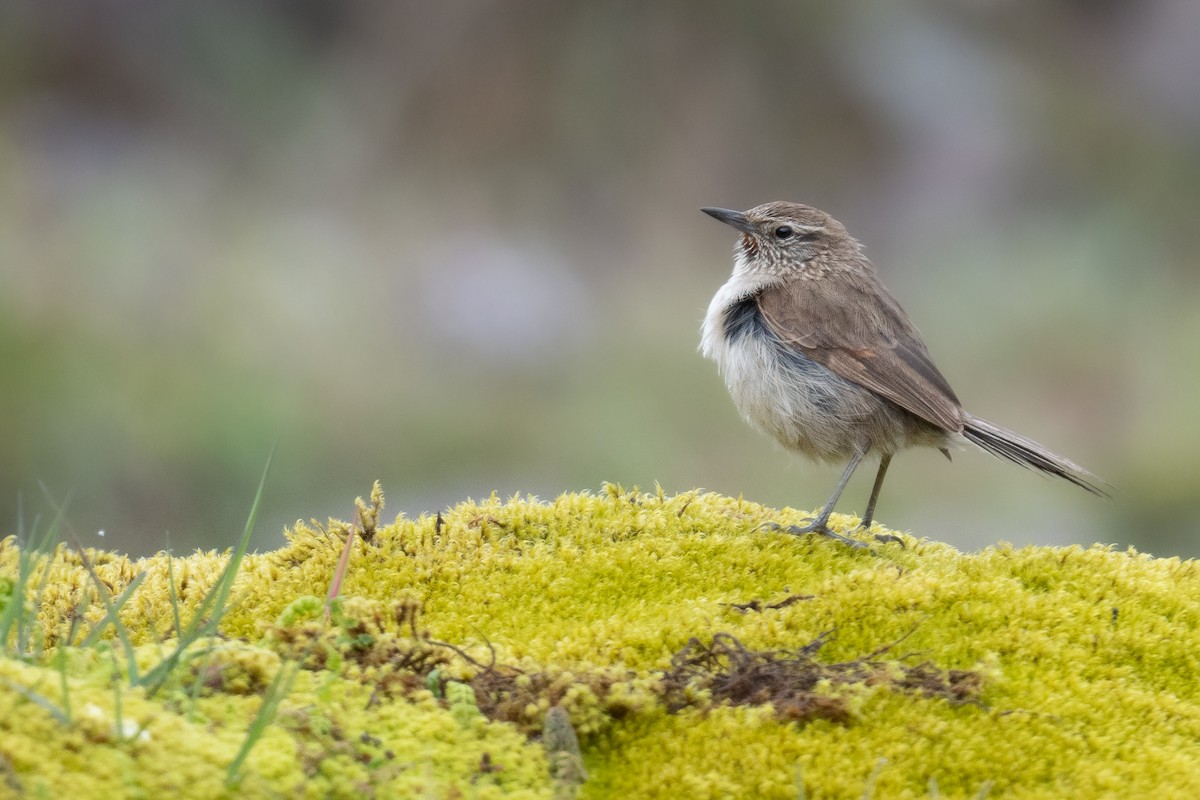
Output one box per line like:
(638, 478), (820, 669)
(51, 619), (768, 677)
(2, 485), (1199, 798)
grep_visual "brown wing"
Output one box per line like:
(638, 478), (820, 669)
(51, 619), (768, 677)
(757, 275), (965, 433)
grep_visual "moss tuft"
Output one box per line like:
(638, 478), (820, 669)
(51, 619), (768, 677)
(3, 487), (1200, 798)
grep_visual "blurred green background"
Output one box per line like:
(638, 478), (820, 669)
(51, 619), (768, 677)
(2, 1), (1198, 557)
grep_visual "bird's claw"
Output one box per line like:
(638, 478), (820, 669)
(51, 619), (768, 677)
(761, 521), (869, 549)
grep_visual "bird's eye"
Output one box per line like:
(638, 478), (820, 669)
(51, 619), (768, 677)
(774, 226), (794, 240)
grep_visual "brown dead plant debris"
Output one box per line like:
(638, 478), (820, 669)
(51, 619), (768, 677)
(660, 631), (984, 724)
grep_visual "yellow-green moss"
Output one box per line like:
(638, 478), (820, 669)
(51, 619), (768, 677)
(0, 637), (551, 799)
(3, 486), (1200, 798)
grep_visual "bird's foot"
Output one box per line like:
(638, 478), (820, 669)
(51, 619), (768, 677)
(761, 521), (869, 549)
(855, 519), (907, 547)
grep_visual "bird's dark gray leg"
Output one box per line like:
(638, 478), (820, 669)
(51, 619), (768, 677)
(858, 452), (905, 545)
(860, 452), (892, 530)
(764, 448), (868, 548)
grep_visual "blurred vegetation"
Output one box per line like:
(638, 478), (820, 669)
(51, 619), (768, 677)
(2, 1), (1198, 555)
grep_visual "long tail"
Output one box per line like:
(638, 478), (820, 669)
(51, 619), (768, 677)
(962, 414), (1109, 497)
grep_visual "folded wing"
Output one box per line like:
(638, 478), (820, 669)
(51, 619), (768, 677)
(756, 275), (965, 433)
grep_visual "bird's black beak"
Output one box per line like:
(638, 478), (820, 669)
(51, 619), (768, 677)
(701, 207), (756, 235)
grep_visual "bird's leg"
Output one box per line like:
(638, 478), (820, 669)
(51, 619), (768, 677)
(857, 453), (905, 545)
(860, 452), (892, 530)
(764, 448), (867, 548)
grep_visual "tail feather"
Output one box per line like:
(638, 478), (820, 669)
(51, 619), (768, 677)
(962, 414), (1109, 497)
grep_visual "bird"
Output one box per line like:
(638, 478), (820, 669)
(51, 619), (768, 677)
(699, 201), (1106, 547)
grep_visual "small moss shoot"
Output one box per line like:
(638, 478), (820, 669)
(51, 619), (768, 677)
(2, 485), (1200, 798)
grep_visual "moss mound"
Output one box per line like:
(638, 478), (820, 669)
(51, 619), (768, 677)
(3, 485), (1200, 798)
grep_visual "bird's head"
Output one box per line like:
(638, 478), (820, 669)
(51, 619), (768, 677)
(701, 201), (860, 280)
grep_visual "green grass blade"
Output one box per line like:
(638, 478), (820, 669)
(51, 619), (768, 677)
(139, 445), (274, 694)
(64, 586), (93, 648)
(195, 446), (273, 634)
(37, 484), (143, 681)
(1, 497), (63, 654)
(165, 538), (183, 639)
(225, 660), (297, 787)
(25, 539), (59, 658)
(56, 646), (72, 724)
(0, 677), (70, 726)
(79, 572), (147, 649)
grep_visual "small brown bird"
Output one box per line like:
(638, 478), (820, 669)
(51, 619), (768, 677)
(700, 201), (1105, 546)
